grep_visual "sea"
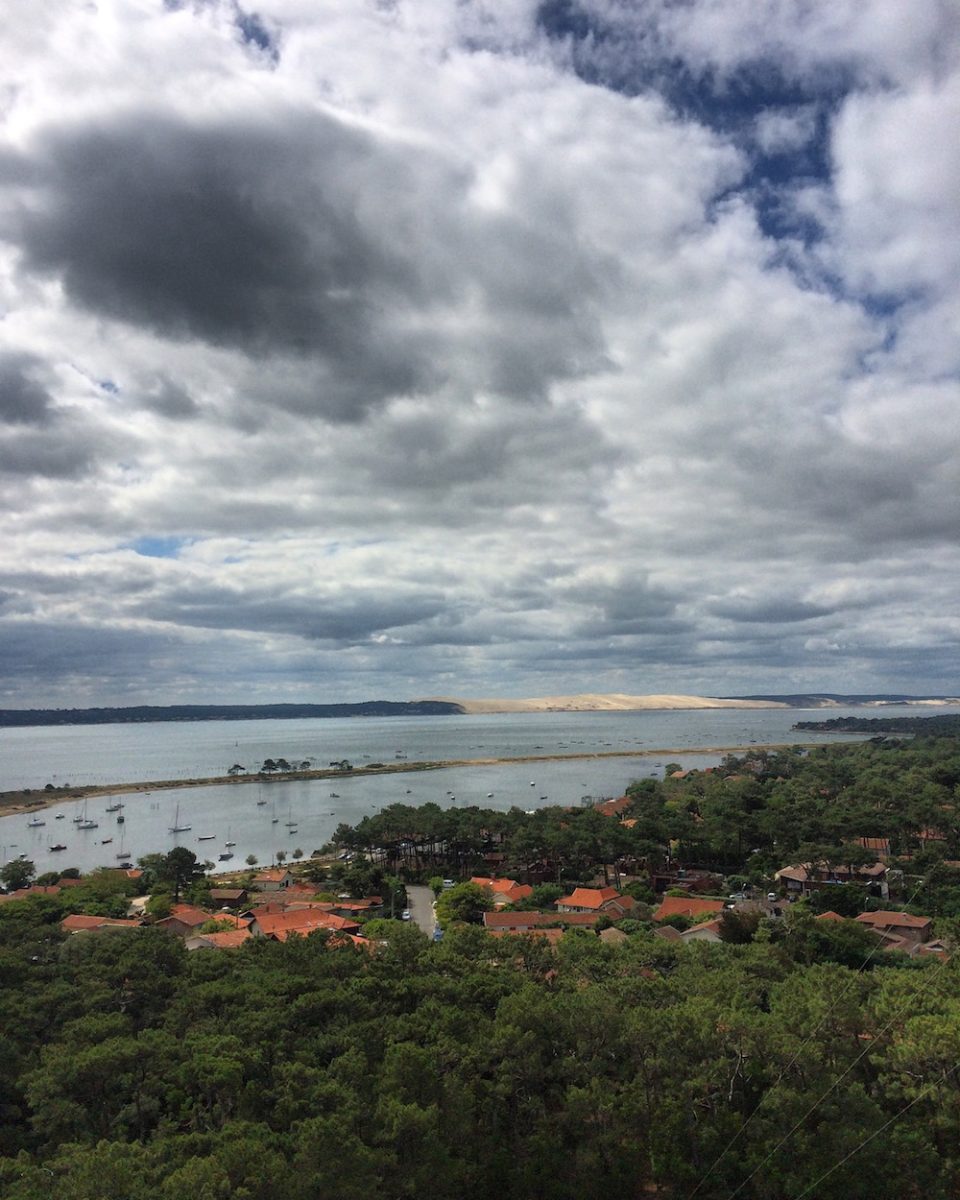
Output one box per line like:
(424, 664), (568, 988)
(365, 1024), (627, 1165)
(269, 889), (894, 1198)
(1, 705), (950, 876)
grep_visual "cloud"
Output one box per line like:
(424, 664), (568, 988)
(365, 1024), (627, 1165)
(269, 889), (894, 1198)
(0, 0), (956, 703)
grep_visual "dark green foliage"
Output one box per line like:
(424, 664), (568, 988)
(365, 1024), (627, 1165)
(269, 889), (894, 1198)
(1, 737), (960, 1197)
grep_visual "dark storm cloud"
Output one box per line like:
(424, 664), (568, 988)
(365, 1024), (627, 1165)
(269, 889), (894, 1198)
(138, 377), (200, 420)
(0, 354), (53, 426)
(0, 619), (182, 688)
(10, 106), (607, 419)
(132, 582), (448, 643)
(710, 597), (837, 624)
(0, 427), (99, 479)
(13, 112), (430, 409)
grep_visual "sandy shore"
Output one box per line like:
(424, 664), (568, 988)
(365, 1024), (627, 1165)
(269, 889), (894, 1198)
(431, 692), (789, 712)
(0, 742), (830, 817)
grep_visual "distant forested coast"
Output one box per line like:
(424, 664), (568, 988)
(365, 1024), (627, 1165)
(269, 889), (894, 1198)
(0, 701), (464, 727)
(794, 714), (960, 735)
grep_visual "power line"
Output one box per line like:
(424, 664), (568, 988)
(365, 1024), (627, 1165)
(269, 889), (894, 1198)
(792, 1067), (953, 1200)
(687, 866), (938, 1200)
(724, 947), (951, 1200)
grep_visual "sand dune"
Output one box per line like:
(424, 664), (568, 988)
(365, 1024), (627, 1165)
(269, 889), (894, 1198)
(429, 693), (789, 713)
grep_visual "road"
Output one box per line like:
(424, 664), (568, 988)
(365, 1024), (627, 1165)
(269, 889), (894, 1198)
(405, 884), (437, 937)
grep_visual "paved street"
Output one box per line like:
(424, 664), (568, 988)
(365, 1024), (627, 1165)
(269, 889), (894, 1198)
(405, 884), (436, 936)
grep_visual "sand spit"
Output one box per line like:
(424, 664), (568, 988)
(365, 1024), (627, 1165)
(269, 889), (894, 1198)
(0, 743), (824, 818)
(431, 693), (789, 714)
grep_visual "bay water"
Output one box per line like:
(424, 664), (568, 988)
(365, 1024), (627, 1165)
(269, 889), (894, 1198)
(1, 706), (947, 876)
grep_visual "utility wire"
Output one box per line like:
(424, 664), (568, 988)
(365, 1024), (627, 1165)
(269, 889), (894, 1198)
(792, 1066), (953, 1200)
(687, 865), (938, 1200)
(724, 947), (950, 1200)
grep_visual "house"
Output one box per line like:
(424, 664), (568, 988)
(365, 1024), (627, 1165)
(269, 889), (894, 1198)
(154, 903), (214, 938)
(60, 914), (142, 934)
(248, 908), (361, 940)
(649, 867), (722, 895)
(598, 926), (629, 946)
(470, 877), (534, 906)
(681, 918), (723, 943)
(775, 861), (889, 899)
(857, 837), (892, 856)
(489, 927), (567, 945)
(252, 869), (293, 891)
(556, 886), (636, 917)
(653, 896), (725, 923)
(209, 888), (248, 909)
(185, 928), (253, 951)
(653, 925), (683, 943)
(595, 795), (632, 818)
(855, 910), (932, 946)
(0, 885), (63, 903)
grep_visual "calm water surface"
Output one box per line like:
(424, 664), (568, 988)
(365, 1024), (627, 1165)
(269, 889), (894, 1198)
(1, 706), (947, 875)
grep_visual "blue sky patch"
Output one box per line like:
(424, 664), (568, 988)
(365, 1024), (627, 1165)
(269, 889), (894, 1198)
(128, 536), (191, 559)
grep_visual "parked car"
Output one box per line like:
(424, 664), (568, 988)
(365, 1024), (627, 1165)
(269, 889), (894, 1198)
(401, 909), (411, 921)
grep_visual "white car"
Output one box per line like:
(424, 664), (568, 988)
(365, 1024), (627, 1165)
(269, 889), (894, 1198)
(401, 909), (411, 921)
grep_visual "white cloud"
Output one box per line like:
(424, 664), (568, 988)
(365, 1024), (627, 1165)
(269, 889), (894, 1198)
(0, 0), (957, 703)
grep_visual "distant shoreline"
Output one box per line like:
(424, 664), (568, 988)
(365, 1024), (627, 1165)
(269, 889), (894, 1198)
(0, 742), (837, 817)
(2, 692), (956, 727)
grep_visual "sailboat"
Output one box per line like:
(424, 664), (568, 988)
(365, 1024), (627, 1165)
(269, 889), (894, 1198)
(169, 803), (191, 834)
(116, 827), (131, 860)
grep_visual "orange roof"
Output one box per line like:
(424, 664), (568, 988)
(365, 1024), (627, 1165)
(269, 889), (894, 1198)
(253, 869), (291, 882)
(166, 904), (214, 927)
(470, 877), (533, 899)
(684, 918), (723, 934)
(816, 910), (846, 921)
(858, 837), (891, 854)
(61, 914), (141, 931)
(595, 795), (632, 817)
(254, 909), (360, 937)
(856, 910), (931, 930)
(653, 896), (725, 922)
(557, 886), (624, 910)
(197, 929), (252, 948)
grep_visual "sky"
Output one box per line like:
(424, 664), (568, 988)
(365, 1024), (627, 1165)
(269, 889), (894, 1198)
(0, 0), (958, 707)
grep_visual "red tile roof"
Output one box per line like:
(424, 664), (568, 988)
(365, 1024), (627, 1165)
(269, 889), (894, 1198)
(61, 914), (141, 932)
(557, 886), (626, 910)
(470, 877), (533, 901)
(254, 909), (360, 938)
(196, 928), (252, 948)
(856, 910), (932, 931)
(595, 796), (632, 817)
(653, 896), (725, 922)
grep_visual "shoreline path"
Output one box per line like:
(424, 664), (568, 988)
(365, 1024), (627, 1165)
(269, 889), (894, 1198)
(0, 742), (831, 817)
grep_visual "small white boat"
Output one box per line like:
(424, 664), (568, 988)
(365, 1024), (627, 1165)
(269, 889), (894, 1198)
(27, 818), (45, 827)
(198, 835), (216, 841)
(79, 820), (98, 830)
